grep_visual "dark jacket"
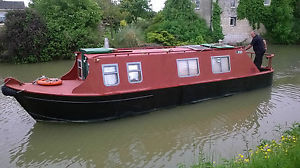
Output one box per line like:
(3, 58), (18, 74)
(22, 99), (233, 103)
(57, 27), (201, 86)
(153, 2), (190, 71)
(251, 35), (265, 54)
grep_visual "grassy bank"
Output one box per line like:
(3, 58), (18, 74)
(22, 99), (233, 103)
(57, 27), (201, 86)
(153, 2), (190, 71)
(181, 123), (300, 168)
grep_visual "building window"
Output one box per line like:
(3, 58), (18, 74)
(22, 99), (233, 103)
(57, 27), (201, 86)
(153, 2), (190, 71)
(230, 0), (236, 8)
(0, 12), (6, 23)
(0, 16), (5, 23)
(211, 56), (231, 74)
(230, 17), (237, 26)
(102, 64), (120, 86)
(177, 58), (200, 77)
(264, 0), (271, 6)
(77, 59), (82, 79)
(194, 0), (200, 10)
(127, 62), (143, 83)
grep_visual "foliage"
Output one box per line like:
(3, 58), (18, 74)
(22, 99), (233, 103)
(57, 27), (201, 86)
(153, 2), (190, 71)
(120, 20), (128, 27)
(31, 0), (102, 60)
(237, 0), (300, 44)
(120, 0), (153, 23)
(293, 0), (300, 43)
(183, 123), (300, 168)
(0, 9), (49, 63)
(263, 0), (298, 44)
(147, 31), (177, 46)
(97, 0), (123, 39)
(146, 0), (213, 45)
(0, 27), (5, 55)
(211, 1), (224, 41)
(237, 0), (265, 29)
(112, 25), (145, 48)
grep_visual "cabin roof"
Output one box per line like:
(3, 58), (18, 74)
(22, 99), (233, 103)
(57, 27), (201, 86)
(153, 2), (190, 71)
(81, 45), (226, 59)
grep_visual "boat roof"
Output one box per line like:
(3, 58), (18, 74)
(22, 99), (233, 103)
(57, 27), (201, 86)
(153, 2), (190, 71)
(80, 44), (236, 59)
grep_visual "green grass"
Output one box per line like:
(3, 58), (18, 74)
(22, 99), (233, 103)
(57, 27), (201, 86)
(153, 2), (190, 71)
(181, 123), (300, 168)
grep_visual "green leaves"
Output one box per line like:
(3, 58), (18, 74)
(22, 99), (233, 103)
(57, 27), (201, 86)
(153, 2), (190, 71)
(33, 0), (102, 60)
(146, 0), (218, 46)
(147, 31), (177, 46)
(212, 1), (224, 41)
(120, 0), (152, 23)
(0, 9), (49, 63)
(237, 0), (265, 29)
(237, 0), (300, 44)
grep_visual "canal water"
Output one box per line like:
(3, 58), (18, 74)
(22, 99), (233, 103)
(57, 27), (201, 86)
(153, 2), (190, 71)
(0, 45), (300, 168)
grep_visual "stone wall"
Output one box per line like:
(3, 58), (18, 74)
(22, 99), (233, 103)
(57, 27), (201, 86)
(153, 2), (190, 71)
(193, 0), (213, 27)
(218, 0), (265, 45)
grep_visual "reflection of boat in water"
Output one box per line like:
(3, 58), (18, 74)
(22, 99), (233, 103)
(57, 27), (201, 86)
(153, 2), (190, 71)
(2, 45), (274, 122)
(12, 88), (272, 167)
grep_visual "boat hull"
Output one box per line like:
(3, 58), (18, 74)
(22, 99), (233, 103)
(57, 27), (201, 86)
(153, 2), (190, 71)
(1, 72), (273, 122)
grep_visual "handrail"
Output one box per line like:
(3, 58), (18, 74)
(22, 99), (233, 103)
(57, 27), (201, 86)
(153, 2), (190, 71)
(246, 52), (275, 69)
(92, 48), (210, 59)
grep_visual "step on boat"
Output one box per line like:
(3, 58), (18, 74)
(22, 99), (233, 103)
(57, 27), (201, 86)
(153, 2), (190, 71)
(1, 44), (275, 122)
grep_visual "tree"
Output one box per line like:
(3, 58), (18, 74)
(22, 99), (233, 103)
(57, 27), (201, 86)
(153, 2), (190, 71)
(293, 0), (300, 43)
(238, 0), (300, 44)
(146, 0), (212, 45)
(120, 0), (152, 23)
(211, 1), (224, 41)
(31, 0), (102, 60)
(263, 0), (298, 44)
(0, 9), (48, 63)
(97, 0), (123, 39)
(237, 0), (265, 29)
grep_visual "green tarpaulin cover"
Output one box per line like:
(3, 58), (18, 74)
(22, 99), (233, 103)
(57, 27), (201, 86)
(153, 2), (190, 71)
(80, 48), (115, 54)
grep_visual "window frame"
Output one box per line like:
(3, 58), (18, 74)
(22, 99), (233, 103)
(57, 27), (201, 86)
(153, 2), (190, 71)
(176, 58), (200, 78)
(127, 62), (143, 84)
(230, 0), (236, 8)
(195, 0), (200, 10)
(0, 12), (6, 23)
(230, 17), (237, 26)
(102, 64), (120, 86)
(77, 59), (83, 79)
(264, 0), (271, 6)
(211, 55), (231, 74)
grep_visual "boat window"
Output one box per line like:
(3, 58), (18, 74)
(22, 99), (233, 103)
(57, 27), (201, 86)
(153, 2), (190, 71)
(77, 59), (82, 79)
(211, 56), (231, 74)
(177, 58), (200, 77)
(127, 62), (142, 83)
(102, 64), (120, 86)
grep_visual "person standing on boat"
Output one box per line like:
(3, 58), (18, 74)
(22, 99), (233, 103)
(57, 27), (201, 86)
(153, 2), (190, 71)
(245, 31), (267, 71)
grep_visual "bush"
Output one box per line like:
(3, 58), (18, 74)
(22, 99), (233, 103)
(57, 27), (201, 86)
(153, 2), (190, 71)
(31, 0), (102, 60)
(238, 0), (300, 44)
(0, 9), (49, 63)
(112, 25), (145, 48)
(211, 1), (224, 41)
(263, 0), (298, 44)
(183, 123), (300, 168)
(146, 31), (177, 46)
(146, 0), (213, 45)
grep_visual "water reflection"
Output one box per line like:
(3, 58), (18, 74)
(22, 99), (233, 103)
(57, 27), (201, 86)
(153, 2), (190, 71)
(12, 88), (272, 168)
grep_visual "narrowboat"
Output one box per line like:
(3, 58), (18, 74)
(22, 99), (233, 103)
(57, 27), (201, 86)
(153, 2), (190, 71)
(1, 44), (275, 122)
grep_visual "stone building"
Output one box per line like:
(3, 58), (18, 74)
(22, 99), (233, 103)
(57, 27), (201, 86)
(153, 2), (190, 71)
(192, 0), (271, 44)
(193, 0), (213, 26)
(0, 0), (25, 26)
(218, 0), (268, 44)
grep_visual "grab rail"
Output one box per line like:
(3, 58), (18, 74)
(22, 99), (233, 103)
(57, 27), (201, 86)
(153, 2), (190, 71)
(247, 52), (275, 69)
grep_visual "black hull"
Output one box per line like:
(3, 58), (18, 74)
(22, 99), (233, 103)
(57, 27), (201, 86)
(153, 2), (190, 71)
(2, 72), (273, 122)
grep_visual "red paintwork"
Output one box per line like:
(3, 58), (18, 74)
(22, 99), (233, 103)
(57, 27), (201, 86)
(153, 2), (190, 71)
(4, 46), (273, 96)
